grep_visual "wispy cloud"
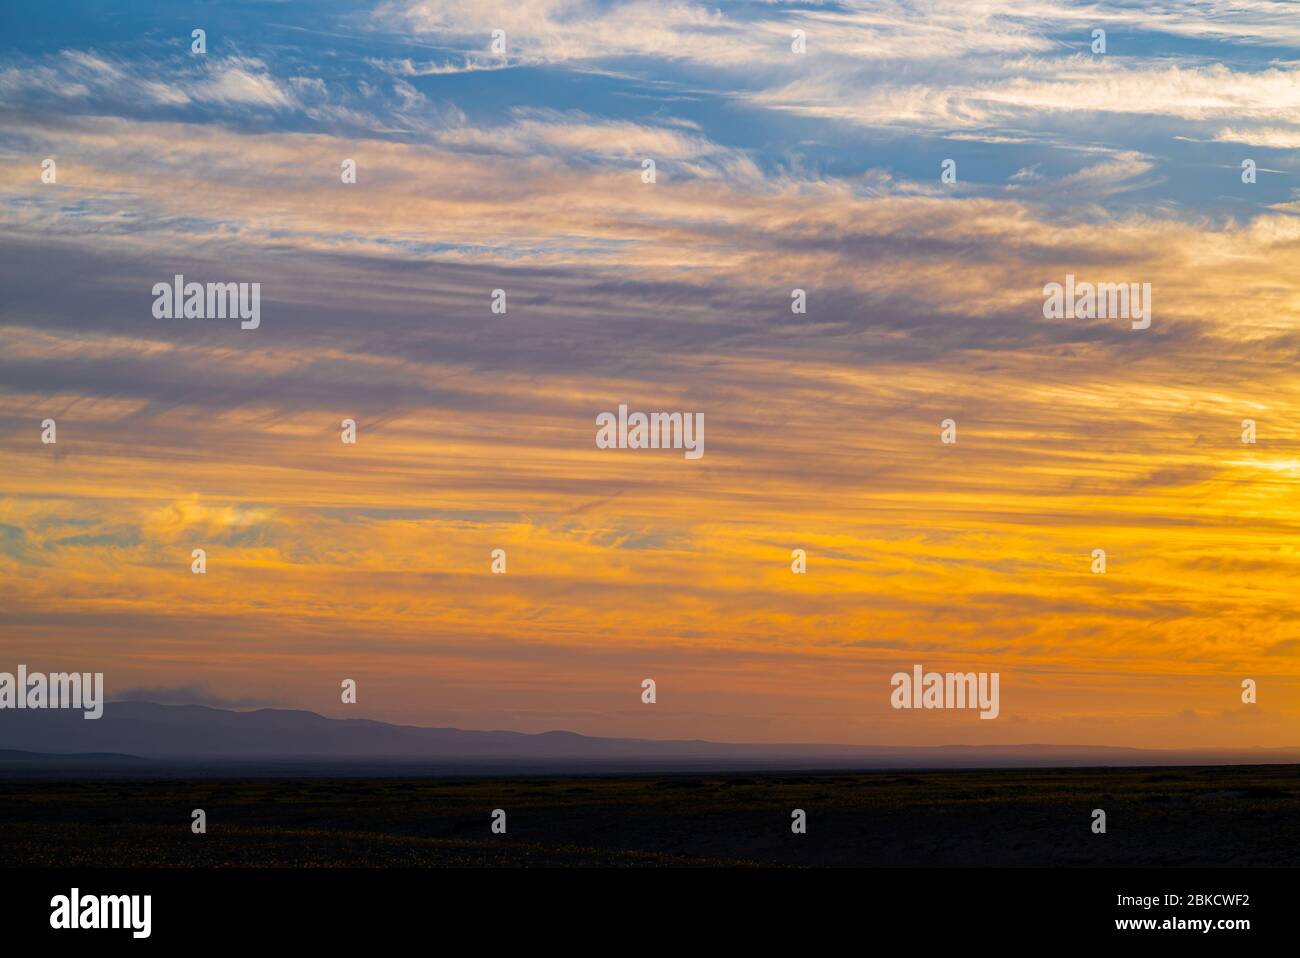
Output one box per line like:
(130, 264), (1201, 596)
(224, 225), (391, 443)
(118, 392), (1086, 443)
(3, 0), (1300, 745)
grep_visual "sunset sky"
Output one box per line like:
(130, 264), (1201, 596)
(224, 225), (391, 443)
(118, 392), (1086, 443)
(3, 0), (1300, 748)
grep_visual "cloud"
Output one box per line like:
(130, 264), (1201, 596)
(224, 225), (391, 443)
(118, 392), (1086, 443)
(5, 0), (1300, 746)
(193, 58), (297, 108)
(432, 108), (758, 182)
(375, 0), (1300, 70)
(1215, 126), (1300, 149)
(752, 60), (1300, 141)
(0, 50), (295, 114)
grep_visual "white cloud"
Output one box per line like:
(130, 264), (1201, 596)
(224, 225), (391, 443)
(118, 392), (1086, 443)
(191, 58), (296, 108)
(752, 60), (1300, 141)
(1215, 126), (1300, 149)
(0, 50), (295, 111)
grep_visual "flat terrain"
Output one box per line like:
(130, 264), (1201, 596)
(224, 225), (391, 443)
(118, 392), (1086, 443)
(2, 765), (1296, 867)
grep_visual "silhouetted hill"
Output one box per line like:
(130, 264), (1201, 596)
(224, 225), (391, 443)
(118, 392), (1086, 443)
(2, 701), (1299, 772)
(0, 748), (145, 763)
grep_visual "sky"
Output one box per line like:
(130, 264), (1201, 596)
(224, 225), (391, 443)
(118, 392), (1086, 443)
(2, 0), (1300, 748)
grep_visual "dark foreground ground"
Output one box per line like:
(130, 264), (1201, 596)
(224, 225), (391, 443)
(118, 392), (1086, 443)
(2, 764), (1296, 867)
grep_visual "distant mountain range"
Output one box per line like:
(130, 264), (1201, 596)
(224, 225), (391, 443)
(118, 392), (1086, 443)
(2, 701), (1298, 775)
